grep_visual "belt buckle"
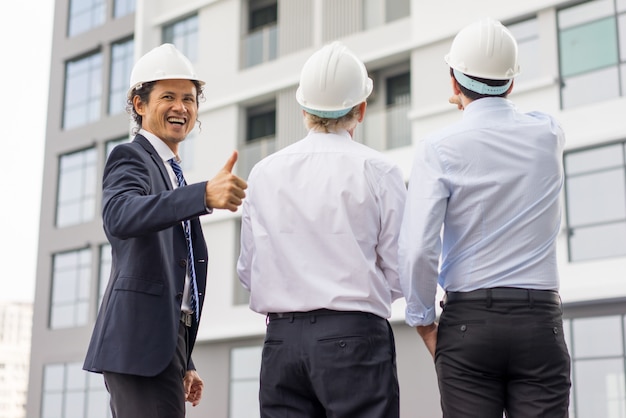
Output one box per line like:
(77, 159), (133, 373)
(181, 312), (193, 327)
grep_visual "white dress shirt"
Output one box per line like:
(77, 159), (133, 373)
(237, 129), (406, 318)
(399, 98), (565, 327)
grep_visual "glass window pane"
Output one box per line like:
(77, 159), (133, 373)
(231, 346), (262, 379)
(64, 52), (102, 130)
(51, 271), (76, 304)
(561, 66), (620, 108)
(66, 364), (87, 390)
(41, 392), (63, 418)
(44, 364), (65, 391)
(386, 0), (409, 23)
(109, 39), (134, 115)
(566, 168), (626, 226)
(574, 358), (626, 418)
(65, 391), (86, 418)
(560, 17), (618, 78)
(87, 389), (110, 418)
(573, 316), (623, 357)
(230, 381), (261, 418)
(569, 221), (626, 261)
(509, 18), (541, 83)
(162, 15), (198, 62)
(113, 0), (135, 18)
(565, 144), (624, 175)
(68, 0), (106, 36)
(559, 0), (614, 29)
(51, 304), (75, 329)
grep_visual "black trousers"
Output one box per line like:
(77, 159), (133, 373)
(260, 309), (400, 418)
(436, 290), (571, 418)
(103, 320), (190, 418)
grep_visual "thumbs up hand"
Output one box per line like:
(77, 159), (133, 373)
(205, 150), (248, 212)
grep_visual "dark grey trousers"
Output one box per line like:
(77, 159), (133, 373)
(103, 321), (189, 418)
(260, 309), (400, 418)
(436, 294), (571, 418)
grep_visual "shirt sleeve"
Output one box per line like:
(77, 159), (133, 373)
(399, 139), (449, 327)
(236, 186), (254, 291)
(375, 165), (407, 302)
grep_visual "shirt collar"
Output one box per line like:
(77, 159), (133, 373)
(139, 128), (177, 163)
(463, 97), (516, 118)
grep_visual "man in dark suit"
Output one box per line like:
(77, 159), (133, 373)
(83, 43), (247, 417)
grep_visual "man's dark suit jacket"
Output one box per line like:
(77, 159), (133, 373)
(83, 134), (209, 377)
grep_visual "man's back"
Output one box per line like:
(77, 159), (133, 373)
(238, 129), (406, 317)
(418, 97), (565, 291)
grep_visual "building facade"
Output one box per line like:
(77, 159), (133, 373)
(0, 302), (32, 418)
(27, 0), (626, 417)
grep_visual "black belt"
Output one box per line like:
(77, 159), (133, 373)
(442, 287), (560, 307)
(267, 309), (375, 321)
(180, 311), (193, 327)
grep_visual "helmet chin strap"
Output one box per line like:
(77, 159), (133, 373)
(453, 69), (512, 95)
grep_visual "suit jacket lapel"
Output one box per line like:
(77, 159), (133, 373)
(133, 134), (174, 191)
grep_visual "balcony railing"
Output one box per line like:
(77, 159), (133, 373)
(357, 102), (411, 151)
(240, 136), (276, 179)
(242, 24), (278, 68)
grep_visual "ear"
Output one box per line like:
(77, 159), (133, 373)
(357, 101), (367, 123)
(451, 76), (462, 96)
(506, 79), (515, 95)
(133, 95), (146, 116)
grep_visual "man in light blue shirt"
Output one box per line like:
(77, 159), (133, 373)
(399, 18), (571, 417)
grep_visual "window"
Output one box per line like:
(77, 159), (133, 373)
(56, 147), (97, 228)
(246, 104), (276, 142)
(163, 15), (199, 63)
(363, 0), (410, 29)
(565, 314), (626, 417)
(109, 38), (134, 115)
(241, 102), (276, 178)
(564, 141), (626, 261)
(242, 0), (278, 68)
(98, 244), (112, 310)
(63, 51), (103, 130)
(50, 248), (91, 329)
(41, 362), (111, 418)
(113, 0), (135, 18)
(68, 0), (106, 37)
(557, 0), (626, 108)
(105, 136), (131, 159)
(358, 65), (411, 151)
(385, 72), (411, 149)
(229, 346), (262, 418)
(508, 17), (541, 85)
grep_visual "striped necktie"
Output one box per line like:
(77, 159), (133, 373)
(168, 158), (200, 322)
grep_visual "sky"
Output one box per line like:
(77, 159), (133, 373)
(0, 1), (54, 303)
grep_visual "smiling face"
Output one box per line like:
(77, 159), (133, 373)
(133, 79), (198, 153)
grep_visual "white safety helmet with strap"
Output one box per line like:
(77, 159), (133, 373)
(296, 42), (373, 119)
(445, 18), (520, 95)
(127, 43), (205, 99)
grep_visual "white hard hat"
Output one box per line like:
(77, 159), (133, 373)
(296, 42), (373, 119)
(444, 18), (520, 81)
(127, 43), (205, 99)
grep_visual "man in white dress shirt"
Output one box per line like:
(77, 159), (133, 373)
(398, 18), (571, 417)
(237, 41), (406, 417)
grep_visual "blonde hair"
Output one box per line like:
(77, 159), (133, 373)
(303, 104), (363, 133)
